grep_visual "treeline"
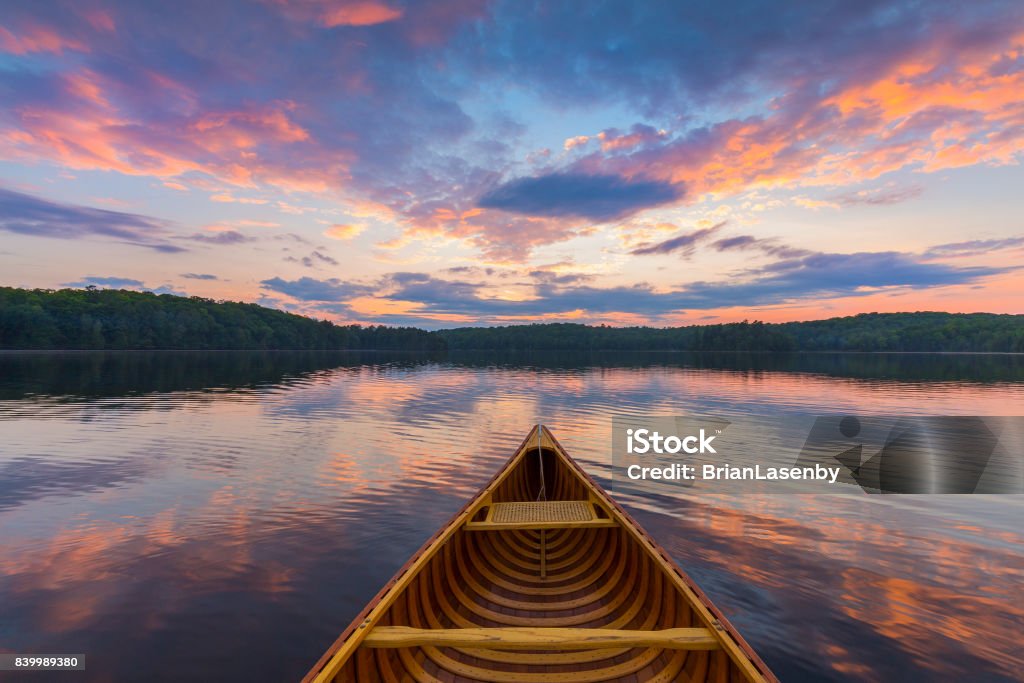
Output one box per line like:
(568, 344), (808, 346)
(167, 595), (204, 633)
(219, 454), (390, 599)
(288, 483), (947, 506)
(1, 288), (1022, 352)
(0, 287), (443, 351)
(437, 321), (796, 351)
(776, 312), (1024, 352)
(438, 313), (1024, 352)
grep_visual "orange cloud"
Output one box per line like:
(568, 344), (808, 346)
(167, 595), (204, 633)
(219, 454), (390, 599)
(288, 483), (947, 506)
(210, 193), (269, 204)
(324, 223), (365, 239)
(609, 31), (1024, 206)
(563, 135), (591, 151)
(320, 1), (403, 27)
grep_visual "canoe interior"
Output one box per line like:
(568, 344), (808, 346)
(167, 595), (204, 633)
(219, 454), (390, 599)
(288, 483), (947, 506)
(307, 426), (774, 683)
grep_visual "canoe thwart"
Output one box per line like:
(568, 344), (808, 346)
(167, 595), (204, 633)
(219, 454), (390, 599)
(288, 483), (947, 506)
(465, 500), (617, 531)
(361, 626), (722, 651)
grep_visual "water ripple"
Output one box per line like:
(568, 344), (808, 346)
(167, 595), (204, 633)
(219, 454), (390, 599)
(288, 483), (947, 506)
(0, 351), (1022, 681)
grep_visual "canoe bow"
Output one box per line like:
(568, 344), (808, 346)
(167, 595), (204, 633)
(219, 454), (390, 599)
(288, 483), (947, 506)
(303, 425), (778, 683)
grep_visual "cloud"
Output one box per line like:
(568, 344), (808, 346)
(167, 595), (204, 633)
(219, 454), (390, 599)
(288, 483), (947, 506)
(576, 251), (1005, 314)
(0, 187), (185, 252)
(792, 197), (841, 211)
(209, 193), (268, 204)
(146, 284), (186, 296)
(386, 271), (488, 309)
(274, 232), (315, 245)
(563, 135), (591, 151)
(597, 124), (668, 152)
(711, 235), (759, 251)
(261, 246), (1009, 323)
(711, 232), (1024, 265)
(184, 230), (253, 245)
(0, 22), (87, 55)
(833, 185), (925, 207)
(63, 276), (145, 288)
(259, 276), (373, 301)
(1, 1), (1023, 262)
(710, 235), (810, 259)
(324, 223), (365, 240)
(923, 237), (1024, 259)
(696, 251), (1008, 310)
(60, 276), (185, 296)
(232, 219), (279, 228)
(478, 172), (683, 221)
(318, 1), (403, 27)
(630, 221), (726, 256)
(285, 250), (340, 267)
(529, 270), (594, 286)
(180, 273), (219, 280)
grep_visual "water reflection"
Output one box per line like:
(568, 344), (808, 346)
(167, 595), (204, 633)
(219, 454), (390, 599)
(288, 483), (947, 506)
(0, 351), (1022, 682)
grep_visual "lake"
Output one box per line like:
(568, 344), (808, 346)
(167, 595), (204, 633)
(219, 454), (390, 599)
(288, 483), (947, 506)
(1, 351), (1022, 682)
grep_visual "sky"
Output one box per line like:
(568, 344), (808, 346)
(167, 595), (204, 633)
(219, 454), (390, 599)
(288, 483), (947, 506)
(1, 0), (1023, 328)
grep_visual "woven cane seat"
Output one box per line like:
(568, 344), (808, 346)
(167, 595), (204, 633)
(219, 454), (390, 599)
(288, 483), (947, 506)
(490, 501), (594, 524)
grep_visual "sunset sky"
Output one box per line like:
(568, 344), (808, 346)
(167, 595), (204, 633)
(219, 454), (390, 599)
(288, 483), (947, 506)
(1, 0), (1023, 327)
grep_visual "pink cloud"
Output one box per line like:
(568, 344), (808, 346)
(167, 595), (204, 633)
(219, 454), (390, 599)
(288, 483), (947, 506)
(0, 23), (87, 55)
(82, 9), (116, 33)
(1, 66), (350, 194)
(420, 30), (1024, 261)
(597, 124), (667, 152)
(2, 3), (1022, 269)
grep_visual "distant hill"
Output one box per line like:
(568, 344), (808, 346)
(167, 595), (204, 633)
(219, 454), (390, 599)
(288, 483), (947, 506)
(438, 313), (1024, 352)
(0, 287), (442, 351)
(1, 287), (1021, 352)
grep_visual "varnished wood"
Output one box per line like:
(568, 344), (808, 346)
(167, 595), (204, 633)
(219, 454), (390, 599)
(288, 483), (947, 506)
(465, 518), (618, 531)
(302, 425), (778, 683)
(539, 528), (547, 579)
(363, 626), (722, 650)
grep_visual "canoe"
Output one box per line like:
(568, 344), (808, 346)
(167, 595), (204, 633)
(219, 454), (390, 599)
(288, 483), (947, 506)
(303, 425), (777, 683)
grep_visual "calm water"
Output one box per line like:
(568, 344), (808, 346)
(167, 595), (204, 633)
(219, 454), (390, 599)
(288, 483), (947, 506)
(1, 351), (1022, 682)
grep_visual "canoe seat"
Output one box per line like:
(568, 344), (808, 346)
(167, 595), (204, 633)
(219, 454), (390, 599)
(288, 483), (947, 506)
(464, 501), (618, 531)
(362, 626), (721, 651)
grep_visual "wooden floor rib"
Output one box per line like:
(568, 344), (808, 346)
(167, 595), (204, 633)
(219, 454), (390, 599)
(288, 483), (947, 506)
(308, 427), (775, 683)
(348, 528), (725, 682)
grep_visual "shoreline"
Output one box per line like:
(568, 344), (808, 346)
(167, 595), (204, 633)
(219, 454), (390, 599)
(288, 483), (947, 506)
(1, 348), (1022, 355)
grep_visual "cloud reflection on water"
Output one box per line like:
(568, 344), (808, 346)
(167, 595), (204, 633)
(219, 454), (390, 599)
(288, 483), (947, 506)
(0, 351), (1022, 681)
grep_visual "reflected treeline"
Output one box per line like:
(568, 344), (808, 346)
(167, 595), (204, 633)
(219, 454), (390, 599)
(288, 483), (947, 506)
(444, 350), (1024, 383)
(1, 350), (1022, 401)
(0, 351), (444, 401)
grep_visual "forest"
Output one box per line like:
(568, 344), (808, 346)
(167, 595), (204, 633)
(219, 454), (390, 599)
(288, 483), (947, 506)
(1, 287), (1022, 352)
(0, 287), (443, 351)
(439, 313), (1024, 352)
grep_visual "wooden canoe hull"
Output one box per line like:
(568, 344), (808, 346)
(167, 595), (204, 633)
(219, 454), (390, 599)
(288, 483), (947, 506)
(304, 426), (777, 683)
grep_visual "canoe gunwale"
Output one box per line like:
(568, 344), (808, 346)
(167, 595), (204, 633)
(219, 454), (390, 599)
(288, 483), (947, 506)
(543, 427), (779, 683)
(300, 428), (536, 683)
(301, 425), (779, 683)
